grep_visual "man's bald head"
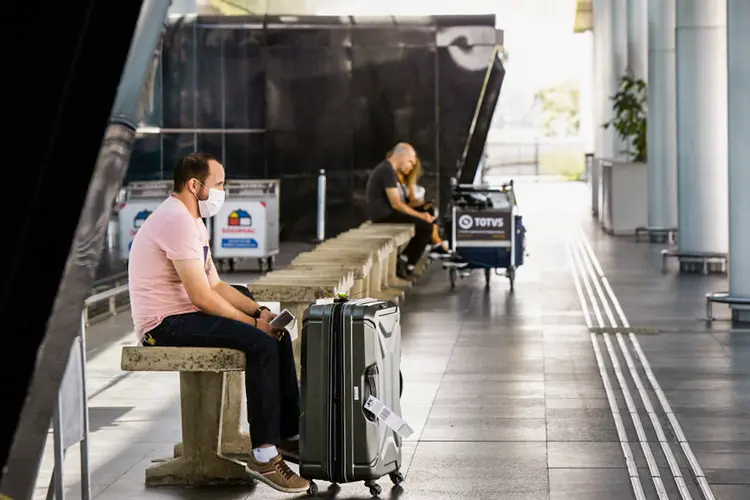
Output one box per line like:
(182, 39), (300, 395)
(388, 142), (417, 174)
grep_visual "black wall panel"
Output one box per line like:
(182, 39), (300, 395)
(124, 14), (499, 240)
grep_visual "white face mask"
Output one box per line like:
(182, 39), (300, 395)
(196, 184), (225, 218)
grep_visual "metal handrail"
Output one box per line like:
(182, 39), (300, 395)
(83, 283), (129, 326)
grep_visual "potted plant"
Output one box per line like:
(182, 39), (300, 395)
(598, 72), (648, 235)
(604, 72), (647, 162)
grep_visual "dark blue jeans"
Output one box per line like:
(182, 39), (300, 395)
(145, 310), (300, 447)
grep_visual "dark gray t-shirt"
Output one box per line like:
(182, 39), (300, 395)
(366, 160), (399, 221)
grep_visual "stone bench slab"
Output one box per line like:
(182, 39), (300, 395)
(286, 262), (370, 279)
(121, 347), (245, 372)
(299, 248), (377, 261)
(251, 282), (351, 302)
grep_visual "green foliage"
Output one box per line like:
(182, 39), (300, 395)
(533, 80), (580, 137)
(603, 73), (647, 162)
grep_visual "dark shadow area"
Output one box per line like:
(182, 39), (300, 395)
(0, 0), (145, 490)
(88, 407), (136, 434)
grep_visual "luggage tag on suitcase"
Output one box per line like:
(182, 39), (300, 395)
(364, 395), (414, 439)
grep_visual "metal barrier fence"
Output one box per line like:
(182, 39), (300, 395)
(483, 139), (585, 181)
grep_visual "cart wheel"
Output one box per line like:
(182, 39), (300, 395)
(508, 267), (516, 292)
(365, 480), (381, 497)
(484, 268), (491, 288)
(390, 471), (404, 485)
(267, 256), (274, 272)
(306, 480), (318, 496)
(258, 258), (267, 273)
(229, 259), (237, 272)
(449, 268), (457, 289)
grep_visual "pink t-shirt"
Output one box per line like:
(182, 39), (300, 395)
(128, 196), (210, 340)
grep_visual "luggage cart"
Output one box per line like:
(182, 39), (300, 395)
(117, 180), (173, 262)
(445, 180), (526, 291)
(211, 179), (280, 273)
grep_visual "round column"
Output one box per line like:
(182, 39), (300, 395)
(675, 0), (728, 268)
(592, 0), (615, 219)
(610, 0), (629, 160)
(646, 0), (678, 235)
(627, 0), (647, 80)
(727, 0), (750, 322)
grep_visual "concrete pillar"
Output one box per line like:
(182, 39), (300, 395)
(675, 0), (728, 261)
(627, 0), (647, 80)
(593, 0), (615, 160)
(592, 0), (614, 217)
(646, 0), (678, 233)
(579, 31), (595, 156)
(727, 0), (750, 322)
(610, 0), (629, 160)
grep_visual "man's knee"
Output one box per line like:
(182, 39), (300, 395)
(237, 326), (279, 363)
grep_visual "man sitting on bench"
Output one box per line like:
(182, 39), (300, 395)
(366, 142), (467, 277)
(128, 152), (309, 495)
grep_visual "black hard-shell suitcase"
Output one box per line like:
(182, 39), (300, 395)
(299, 298), (405, 497)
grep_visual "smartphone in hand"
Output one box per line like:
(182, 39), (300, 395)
(270, 309), (295, 330)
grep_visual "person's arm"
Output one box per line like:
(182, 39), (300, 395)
(205, 258), (276, 321)
(386, 187), (431, 220)
(173, 258), (257, 324)
(158, 215), (277, 335)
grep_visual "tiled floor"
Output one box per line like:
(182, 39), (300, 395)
(36, 182), (750, 499)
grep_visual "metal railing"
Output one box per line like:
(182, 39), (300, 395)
(483, 139), (585, 181)
(83, 279), (129, 326)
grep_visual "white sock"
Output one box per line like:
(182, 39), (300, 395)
(285, 434), (299, 442)
(253, 445), (278, 463)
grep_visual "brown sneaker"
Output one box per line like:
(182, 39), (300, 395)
(245, 454), (309, 494)
(277, 438), (300, 463)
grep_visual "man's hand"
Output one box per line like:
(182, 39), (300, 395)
(259, 309), (277, 323)
(254, 318), (285, 340)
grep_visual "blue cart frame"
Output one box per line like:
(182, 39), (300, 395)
(444, 181), (526, 291)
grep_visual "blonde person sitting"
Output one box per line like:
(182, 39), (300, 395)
(392, 153), (467, 268)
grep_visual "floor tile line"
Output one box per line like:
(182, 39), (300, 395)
(572, 237), (674, 500)
(566, 237), (647, 500)
(578, 227), (717, 500)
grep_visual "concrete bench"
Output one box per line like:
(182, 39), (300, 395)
(314, 237), (405, 302)
(359, 222), (431, 278)
(286, 255), (373, 298)
(121, 347), (253, 486)
(351, 222), (417, 286)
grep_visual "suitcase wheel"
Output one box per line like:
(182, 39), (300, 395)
(390, 471), (405, 486)
(306, 481), (318, 496)
(365, 480), (381, 497)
